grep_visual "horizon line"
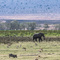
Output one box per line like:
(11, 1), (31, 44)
(0, 14), (60, 20)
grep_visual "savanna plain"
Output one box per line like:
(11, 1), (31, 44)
(0, 30), (60, 60)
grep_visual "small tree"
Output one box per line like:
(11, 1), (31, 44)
(44, 24), (49, 30)
(0, 23), (7, 30)
(20, 23), (26, 30)
(27, 22), (36, 30)
(55, 24), (60, 30)
(10, 20), (20, 30)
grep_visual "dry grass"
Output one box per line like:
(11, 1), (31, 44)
(0, 41), (60, 60)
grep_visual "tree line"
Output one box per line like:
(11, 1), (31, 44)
(0, 20), (36, 30)
(0, 20), (60, 30)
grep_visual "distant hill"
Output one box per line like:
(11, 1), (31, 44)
(3, 20), (60, 24)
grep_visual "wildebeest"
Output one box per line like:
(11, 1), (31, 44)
(9, 54), (17, 58)
(33, 33), (45, 42)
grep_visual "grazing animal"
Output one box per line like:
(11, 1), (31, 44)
(35, 43), (38, 46)
(23, 47), (26, 51)
(39, 48), (43, 52)
(9, 54), (17, 58)
(33, 33), (45, 42)
(35, 58), (38, 60)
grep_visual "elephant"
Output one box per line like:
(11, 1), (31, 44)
(33, 33), (45, 42)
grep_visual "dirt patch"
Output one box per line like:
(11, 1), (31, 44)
(0, 36), (60, 44)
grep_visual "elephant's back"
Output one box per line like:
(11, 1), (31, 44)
(33, 33), (39, 37)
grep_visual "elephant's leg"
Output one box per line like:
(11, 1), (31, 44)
(35, 38), (37, 42)
(40, 37), (42, 41)
(39, 38), (41, 42)
(39, 37), (42, 42)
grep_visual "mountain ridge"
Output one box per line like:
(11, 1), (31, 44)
(0, 19), (60, 24)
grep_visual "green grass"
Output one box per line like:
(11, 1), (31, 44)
(0, 41), (60, 60)
(0, 30), (60, 37)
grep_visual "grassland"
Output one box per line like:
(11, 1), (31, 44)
(0, 41), (60, 60)
(0, 30), (60, 60)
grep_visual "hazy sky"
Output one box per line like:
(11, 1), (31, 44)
(0, 0), (60, 20)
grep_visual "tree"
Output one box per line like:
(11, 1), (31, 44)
(20, 23), (26, 30)
(10, 20), (20, 30)
(44, 24), (49, 30)
(55, 24), (60, 30)
(0, 23), (7, 30)
(5, 22), (11, 30)
(27, 22), (36, 30)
